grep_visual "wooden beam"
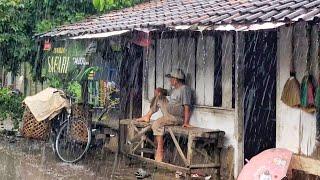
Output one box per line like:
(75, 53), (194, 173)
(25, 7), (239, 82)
(171, 37), (179, 69)
(128, 153), (190, 172)
(310, 24), (319, 86)
(187, 135), (195, 166)
(185, 36), (196, 90)
(132, 124), (139, 133)
(147, 39), (156, 100)
(163, 39), (173, 90)
(234, 31), (245, 176)
(204, 36), (215, 106)
(142, 48), (148, 100)
(131, 122), (155, 147)
(276, 25), (303, 153)
(136, 148), (155, 154)
(293, 21), (315, 156)
(145, 137), (156, 148)
(166, 126), (221, 138)
(195, 35), (206, 105)
(195, 35), (215, 106)
(189, 163), (220, 169)
(156, 38), (165, 88)
(168, 128), (189, 166)
(129, 125), (152, 142)
(221, 32), (233, 108)
(177, 35), (196, 89)
(131, 139), (144, 154)
(290, 154), (320, 176)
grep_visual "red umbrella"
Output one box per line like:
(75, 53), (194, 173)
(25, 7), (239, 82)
(238, 148), (293, 180)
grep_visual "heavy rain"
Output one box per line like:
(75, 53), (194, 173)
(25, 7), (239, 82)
(1, 0), (320, 180)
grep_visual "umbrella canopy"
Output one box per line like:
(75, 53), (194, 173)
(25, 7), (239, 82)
(238, 148), (293, 180)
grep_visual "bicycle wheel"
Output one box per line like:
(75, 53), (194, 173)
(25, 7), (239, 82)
(55, 118), (92, 163)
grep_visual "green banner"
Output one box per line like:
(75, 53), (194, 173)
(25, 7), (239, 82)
(42, 40), (96, 80)
(41, 40), (98, 103)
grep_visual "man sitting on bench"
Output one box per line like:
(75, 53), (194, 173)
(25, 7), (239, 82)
(137, 68), (193, 162)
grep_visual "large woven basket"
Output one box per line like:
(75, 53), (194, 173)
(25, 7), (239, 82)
(21, 107), (50, 140)
(70, 119), (89, 142)
(69, 105), (90, 143)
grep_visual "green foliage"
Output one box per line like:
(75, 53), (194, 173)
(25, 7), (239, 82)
(92, 0), (146, 12)
(0, 0), (33, 74)
(67, 81), (82, 103)
(0, 87), (24, 129)
(48, 66), (101, 103)
(0, 0), (144, 76)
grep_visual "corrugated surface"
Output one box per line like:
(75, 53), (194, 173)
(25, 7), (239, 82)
(39, 0), (320, 38)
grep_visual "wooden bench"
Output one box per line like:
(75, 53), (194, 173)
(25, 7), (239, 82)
(119, 119), (225, 173)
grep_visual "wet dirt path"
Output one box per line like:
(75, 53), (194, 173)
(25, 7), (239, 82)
(0, 135), (175, 180)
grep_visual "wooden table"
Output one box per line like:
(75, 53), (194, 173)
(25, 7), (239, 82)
(119, 119), (225, 174)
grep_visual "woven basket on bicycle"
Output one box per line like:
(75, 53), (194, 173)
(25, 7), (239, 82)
(69, 104), (91, 143)
(21, 107), (50, 140)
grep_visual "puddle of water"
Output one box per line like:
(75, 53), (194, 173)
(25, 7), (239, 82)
(0, 136), (175, 180)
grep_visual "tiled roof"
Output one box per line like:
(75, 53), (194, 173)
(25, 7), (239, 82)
(39, 0), (320, 38)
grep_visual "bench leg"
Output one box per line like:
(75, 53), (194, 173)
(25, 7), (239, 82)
(168, 128), (188, 166)
(187, 135), (195, 166)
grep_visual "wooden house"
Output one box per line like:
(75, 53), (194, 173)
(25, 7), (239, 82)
(37, 0), (320, 179)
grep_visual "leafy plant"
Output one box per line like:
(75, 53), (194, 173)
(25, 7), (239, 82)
(92, 0), (146, 12)
(0, 87), (24, 129)
(0, 0), (146, 77)
(67, 81), (82, 103)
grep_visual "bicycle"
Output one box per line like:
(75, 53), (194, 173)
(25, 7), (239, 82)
(52, 90), (91, 163)
(51, 89), (118, 163)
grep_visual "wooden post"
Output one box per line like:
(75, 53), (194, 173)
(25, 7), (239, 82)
(221, 32), (233, 108)
(195, 35), (215, 106)
(290, 154), (320, 176)
(148, 39), (156, 100)
(177, 35), (196, 89)
(187, 134), (195, 166)
(156, 37), (165, 88)
(143, 48), (148, 100)
(129, 91), (133, 119)
(276, 25), (303, 153)
(234, 31), (245, 177)
(163, 39), (173, 90)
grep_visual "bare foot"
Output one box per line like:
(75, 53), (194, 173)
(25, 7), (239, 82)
(182, 123), (194, 128)
(136, 115), (150, 123)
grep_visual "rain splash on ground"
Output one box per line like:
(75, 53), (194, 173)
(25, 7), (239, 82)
(0, 134), (175, 180)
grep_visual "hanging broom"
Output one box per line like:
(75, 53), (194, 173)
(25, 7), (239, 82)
(301, 27), (316, 113)
(301, 74), (316, 112)
(281, 34), (301, 107)
(315, 63), (320, 110)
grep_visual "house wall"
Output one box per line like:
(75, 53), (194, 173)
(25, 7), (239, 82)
(142, 31), (238, 178)
(276, 22), (320, 159)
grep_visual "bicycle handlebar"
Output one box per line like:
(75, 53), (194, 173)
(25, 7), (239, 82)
(53, 90), (77, 101)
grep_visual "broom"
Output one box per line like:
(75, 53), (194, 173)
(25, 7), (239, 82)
(301, 27), (316, 113)
(315, 68), (320, 110)
(281, 35), (300, 107)
(301, 75), (316, 112)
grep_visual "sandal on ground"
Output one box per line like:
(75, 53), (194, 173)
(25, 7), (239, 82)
(135, 168), (149, 179)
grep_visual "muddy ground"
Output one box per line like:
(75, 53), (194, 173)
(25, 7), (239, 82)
(0, 133), (176, 180)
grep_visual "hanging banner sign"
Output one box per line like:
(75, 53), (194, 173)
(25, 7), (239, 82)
(42, 40), (96, 78)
